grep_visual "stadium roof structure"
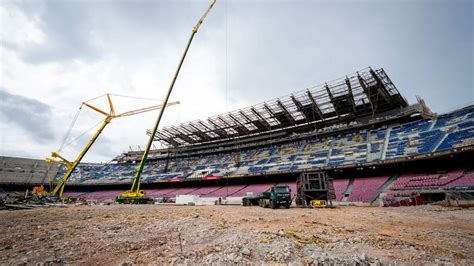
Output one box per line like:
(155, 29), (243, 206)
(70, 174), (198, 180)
(151, 67), (408, 147)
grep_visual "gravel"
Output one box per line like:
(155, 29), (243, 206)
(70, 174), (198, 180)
(0, 205), (472, 264)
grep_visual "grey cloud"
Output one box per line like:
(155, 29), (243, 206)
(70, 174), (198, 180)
(14, 1), (102, 64)
(0, 40), (19, 51)
(222, 1), (473, 113)
(91, 135), (116, 160)
(0, 89), (55, 142)
(6, 0), (472, 112)
(12, 0), (223, 65)
(67, 127), (117, 163)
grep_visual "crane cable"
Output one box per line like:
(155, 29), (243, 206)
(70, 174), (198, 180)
(58, 105), (83, 152)
(56, 93), (168, 154)
(84, 93), (162, 103)
(109, 93), (162, 102)
(83, 94), (107, 103)
(60, 118), (105, 151)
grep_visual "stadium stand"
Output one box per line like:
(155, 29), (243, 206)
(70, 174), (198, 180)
(1, 105), (473, 188)
(348, 176), (389, 202)
(332, 178), (350, 201)
(389, 170), (467, 191)
(1, 68), (472, 206)
(447, 171), (474, 188)
(43, 104), (471, 185)
(0, 157), (60, 185)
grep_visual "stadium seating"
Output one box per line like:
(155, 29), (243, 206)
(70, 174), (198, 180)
(1, 106), (472, 188)
(233, 183), (276, 197)
(146, 188), (181, 198)
(206, 185), (248, 197)
(368, 128), (387, 161)
(388, 169), (471, 191)
(332, 178), (350, 201)
(445, 171), (474, 188)
(347, 176), (389, 202)
(47, 170), (474, 203)
(436, 128), (474, 151)
(51, 105), (473, 184)
(0, 157), (60, 184)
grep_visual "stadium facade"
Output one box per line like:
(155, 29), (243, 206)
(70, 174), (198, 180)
(1, 67), (473, 206)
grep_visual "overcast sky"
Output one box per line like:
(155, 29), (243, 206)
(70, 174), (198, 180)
(0, 0), (472, 162)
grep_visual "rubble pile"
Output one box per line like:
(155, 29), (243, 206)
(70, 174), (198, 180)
(0, 190), (85, 210)
(0, 191), (38, 210)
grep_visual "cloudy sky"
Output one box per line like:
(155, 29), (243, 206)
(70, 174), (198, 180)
(0, 0), (472, 162)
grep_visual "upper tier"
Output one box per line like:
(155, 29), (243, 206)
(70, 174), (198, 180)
(153, 67), (408, 147)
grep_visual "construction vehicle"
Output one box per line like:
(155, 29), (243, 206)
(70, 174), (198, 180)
(295, 172), (334, 208)
(242, 185), (292, 209)
(116, 0), (217, 204)
(32, 94), (179, 200)
(310, 199), (328, 208)
(32, 185), (47, 196)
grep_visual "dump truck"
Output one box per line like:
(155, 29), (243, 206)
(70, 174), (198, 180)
(242, 185), (292, 209)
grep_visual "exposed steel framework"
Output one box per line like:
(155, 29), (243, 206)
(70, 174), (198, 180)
(153, 67), (408, 147)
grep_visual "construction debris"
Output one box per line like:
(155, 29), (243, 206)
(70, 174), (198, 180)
(0, 190), (87, 210)
(0, 205), (472, 264)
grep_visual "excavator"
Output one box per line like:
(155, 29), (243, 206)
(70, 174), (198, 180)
(32, 94), (179, 200)
(116, 0), (217, 204)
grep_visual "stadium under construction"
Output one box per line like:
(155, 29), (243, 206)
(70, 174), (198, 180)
(1, 67), (473, 264)
(1, 0), (473, 264)
(1, 67), (473, 207)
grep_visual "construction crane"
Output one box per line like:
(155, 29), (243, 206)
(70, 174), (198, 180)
(33, 94), (179, 200)
(116, 0), (217, 204)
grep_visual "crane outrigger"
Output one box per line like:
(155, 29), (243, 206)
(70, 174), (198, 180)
(116, 0), (217, 204)
(33, 94), (179, 200)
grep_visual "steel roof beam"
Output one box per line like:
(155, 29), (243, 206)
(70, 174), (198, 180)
(291, 95), (309, 123)
(325, 84), (339, 117)
(207, 118), (220, 129)
(251, 107), (271, 130)
(198, 120), (213, 132)
(291, 95), (315, 123)
(263, 104), (276, 117)
(207, 119), (228, 137)
(357, 73), (377, 113)
(189, 123), (211, 140)
(228, 113), (249, 133)
(218, 116), (232, 127)
(162, 128), (190, 145)
(345, 77), (357, 114)
(152, 131), (168, 141)
(239, 111), (253, 123)
(276, 100), (296, 125)
(164, 138), (180, 147)
(306, 91), (324, 120)
(177, 125), (194, 135)
(369, 68), (391, 104)
(171, 126), (195, 144)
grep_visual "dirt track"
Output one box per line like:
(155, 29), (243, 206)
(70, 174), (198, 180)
(0, 204), (473, 264)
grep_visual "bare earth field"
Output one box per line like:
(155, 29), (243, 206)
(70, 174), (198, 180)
(0, 204), (473, 264)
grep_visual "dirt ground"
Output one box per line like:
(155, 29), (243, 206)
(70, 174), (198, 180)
(0, 204), (473, 265)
